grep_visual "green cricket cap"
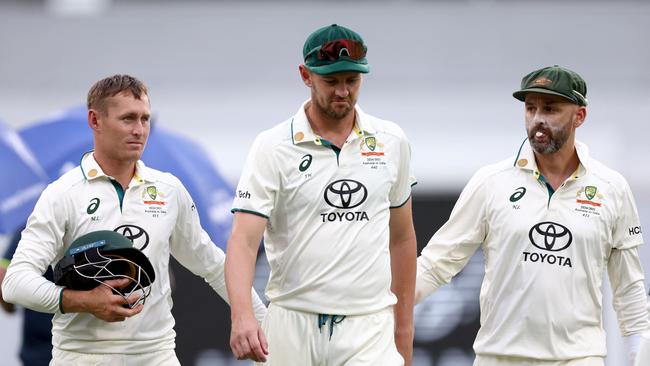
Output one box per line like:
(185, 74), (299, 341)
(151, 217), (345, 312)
(303, 24), (369, 75)
(513, 65), (588, 106)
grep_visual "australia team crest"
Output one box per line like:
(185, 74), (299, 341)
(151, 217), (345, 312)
(575, 185), (604, 217)
(360, 136), (386, 169)
(142, 185), (168, 218)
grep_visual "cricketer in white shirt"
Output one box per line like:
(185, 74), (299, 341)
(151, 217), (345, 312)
(2, 152), (267, 355)
(417, 65), (649, 365)
(232, 102), (416, 314)
(418, 140), (648, 361)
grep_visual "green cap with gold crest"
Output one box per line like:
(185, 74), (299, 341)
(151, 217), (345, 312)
(513, 65), (588, 106)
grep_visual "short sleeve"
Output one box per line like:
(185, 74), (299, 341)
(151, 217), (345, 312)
(389, 131), (416, 208)
(231, 132), (279, 219)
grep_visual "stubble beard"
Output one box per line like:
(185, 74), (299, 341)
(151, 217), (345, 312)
(527, 119), (572, 155)
(314, 97), (355, 120)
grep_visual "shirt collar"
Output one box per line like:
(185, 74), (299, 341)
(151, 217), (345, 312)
(513, 139), (591, 180)
(290, 99), (377, 145)
(80, 151), (154, 186)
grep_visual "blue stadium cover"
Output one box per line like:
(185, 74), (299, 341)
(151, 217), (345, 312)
(0, 119), (48, 233)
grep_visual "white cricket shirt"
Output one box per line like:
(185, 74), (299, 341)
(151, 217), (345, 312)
(417, 140), (648, 360)
(233, 101), (416, 315)
(3, 152), (266, 354)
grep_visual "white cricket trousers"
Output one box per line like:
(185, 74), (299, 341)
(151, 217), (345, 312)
(635, 331), (650, 366)
(50, 348), (181, 366)
(474, 355), (604, 366)
(255, 303), (404, 366)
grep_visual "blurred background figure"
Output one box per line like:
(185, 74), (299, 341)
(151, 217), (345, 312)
(0, 118), (53, 365)
(1, 224), (54, 366)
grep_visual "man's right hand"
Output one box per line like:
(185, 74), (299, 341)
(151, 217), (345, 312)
(230, 312), (268, 362)
(226, 212), (269, 362)
(62, 278), (143, 322)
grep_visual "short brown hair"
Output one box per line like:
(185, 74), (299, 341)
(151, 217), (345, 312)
(87, 74), (149, 113)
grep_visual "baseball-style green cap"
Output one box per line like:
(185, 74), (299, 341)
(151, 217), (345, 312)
(303, 24), (369, 75)
(513, 65), (588, 106)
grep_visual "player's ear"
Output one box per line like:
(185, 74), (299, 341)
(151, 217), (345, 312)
(574, 106), (587, 128)
(88, 109), (100, 131)
(299, 65), (313, 87)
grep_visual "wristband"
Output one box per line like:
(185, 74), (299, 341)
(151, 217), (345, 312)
(58, 288), (66, 314)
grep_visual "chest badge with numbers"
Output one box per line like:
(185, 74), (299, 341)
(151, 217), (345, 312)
(360, 136), (386, 169)
(575, 185), (604, 217)
(141, 185), (168, 218)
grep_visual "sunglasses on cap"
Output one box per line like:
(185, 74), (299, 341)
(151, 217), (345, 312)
(307, 39), (367, 62)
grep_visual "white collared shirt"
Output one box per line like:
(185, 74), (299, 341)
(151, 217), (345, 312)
(417, 140), (648, 360)
(3, 152), (266, 353)
(233, 101), (416, 315)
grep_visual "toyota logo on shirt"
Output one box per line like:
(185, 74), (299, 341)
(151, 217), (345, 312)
(114, 224), (150, 251)
(324, 179), (368, 209)
(528, 221), (572, 252)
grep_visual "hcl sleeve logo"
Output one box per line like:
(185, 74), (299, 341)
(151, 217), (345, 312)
(629, 226), (642, 236)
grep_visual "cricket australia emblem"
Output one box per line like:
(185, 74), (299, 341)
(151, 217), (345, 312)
(574, 185), (604, 217)
(141, 185), (168, 218)
(360, 136), (386, 169)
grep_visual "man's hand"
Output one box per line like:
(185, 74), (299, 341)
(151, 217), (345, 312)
(0, 266), (16, 313)
(230, 312), (268, 362)
(226, 212), (269, 362)
(62, 278), (143, 322)
(395, 326), (414, 366)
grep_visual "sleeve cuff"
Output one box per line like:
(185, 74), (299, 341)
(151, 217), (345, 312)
(58, 288), (66, 314)
(231, 208), (269, 219)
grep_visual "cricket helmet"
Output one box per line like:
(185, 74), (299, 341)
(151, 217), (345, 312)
(53, 230), (155, 307)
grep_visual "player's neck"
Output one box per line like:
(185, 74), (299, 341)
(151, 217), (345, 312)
(305, 101), (355, 148)
(534, 142), (579, 190)
(93, 152), (137, 190)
